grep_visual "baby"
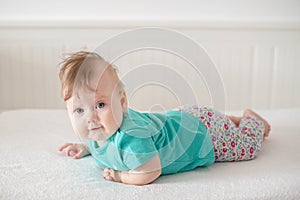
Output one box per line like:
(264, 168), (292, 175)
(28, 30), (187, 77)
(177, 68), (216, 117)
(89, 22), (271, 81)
(58, 51), (271, 185)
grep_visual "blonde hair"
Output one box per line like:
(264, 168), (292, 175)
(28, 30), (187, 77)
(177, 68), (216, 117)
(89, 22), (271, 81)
(59, 51), (121, 101)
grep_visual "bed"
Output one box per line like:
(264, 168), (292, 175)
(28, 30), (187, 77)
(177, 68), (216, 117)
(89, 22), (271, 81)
(1, 108), (299, 199)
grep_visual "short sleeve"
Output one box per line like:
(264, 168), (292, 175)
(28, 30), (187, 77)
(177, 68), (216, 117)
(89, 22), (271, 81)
(117, 131), (158, 170)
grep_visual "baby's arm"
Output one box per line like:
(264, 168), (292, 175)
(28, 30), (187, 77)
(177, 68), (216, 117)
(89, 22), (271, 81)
(58, 143), (90, 159)
(103, 155), (162, 186)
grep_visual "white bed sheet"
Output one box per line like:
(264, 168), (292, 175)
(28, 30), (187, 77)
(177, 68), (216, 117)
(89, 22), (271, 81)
(1, 109), (300, 199)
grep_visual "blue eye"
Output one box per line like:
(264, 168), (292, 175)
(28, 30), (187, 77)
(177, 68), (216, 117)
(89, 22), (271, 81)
(96, 102), (105, 109)
(74, 108), (84, 114)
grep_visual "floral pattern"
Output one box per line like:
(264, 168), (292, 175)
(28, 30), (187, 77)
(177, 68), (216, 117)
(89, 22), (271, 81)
(178, 105), (265, 162)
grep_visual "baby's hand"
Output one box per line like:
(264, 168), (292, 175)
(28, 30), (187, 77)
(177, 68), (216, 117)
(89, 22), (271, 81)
(103, 168), (121, 183)
(58, 143), (90, 159)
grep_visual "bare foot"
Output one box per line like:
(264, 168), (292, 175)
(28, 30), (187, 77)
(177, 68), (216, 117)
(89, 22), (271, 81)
(228, 115), (242, 127)
(243, 109), (271, 138)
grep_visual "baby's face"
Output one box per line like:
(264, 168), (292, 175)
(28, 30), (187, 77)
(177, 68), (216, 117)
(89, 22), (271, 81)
(66, 64), (127, 143)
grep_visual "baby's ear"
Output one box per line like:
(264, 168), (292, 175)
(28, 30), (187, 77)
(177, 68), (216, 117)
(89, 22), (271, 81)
(120, 90), (128, 113)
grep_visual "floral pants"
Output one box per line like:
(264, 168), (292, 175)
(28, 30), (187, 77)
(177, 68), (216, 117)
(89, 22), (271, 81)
(179, 105), (265, 162)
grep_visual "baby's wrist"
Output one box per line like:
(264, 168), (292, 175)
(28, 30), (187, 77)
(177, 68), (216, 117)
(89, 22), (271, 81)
(114, 170), (122, 183)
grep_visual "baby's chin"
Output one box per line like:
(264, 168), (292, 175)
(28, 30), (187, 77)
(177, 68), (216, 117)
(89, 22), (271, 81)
(88, 130), (105, 141)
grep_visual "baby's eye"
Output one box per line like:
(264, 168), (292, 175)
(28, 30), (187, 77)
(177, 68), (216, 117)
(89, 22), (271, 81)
(74, 108), (84, 114)
(96, 102), (105, 109)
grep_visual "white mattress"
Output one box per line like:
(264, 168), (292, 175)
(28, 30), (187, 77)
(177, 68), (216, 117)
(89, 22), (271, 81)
(1, 109), (300, 199)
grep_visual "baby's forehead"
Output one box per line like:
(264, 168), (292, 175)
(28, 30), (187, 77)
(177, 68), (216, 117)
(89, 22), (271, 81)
(72, 86), (111, 101)
(71, 87), (93, 100)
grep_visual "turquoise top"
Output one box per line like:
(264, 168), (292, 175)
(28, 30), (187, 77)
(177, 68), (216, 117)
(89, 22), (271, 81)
(88, 108), (215, 175)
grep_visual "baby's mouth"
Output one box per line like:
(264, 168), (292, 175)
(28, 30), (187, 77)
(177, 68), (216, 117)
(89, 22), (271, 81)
(88, 124), (103, 131)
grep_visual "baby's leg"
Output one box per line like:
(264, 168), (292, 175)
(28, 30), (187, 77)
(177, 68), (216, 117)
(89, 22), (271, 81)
(234, 113), (266, 160)
(243, 109), (271, 138)
(223, 110), (268, 161)
(179, 105), (239, 162)
(179, 105), (267, 162)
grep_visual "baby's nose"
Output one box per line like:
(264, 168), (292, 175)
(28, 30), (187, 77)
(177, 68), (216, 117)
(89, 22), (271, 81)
(87, 110), (99, 123)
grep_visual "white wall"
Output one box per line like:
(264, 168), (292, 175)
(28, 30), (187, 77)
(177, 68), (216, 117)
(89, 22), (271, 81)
(0, 1), (299, 111)
(1, 0), (300, 22)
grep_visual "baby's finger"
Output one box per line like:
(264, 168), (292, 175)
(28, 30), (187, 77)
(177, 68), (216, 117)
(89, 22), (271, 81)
(66, 146), (76, 157)
(103, 168), (111, 176)
(103, 168), (111, 173)
(103, 173), (113, 181)
(105, 176), (114, 181)
(66, 149), (71, 157)
(73, 149), (83, 159)
(58, 143), (72, 152)
(103, 171), (110, 179)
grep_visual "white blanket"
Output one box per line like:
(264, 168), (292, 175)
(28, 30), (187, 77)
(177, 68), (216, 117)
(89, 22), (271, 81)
(1, 109), (300, 199)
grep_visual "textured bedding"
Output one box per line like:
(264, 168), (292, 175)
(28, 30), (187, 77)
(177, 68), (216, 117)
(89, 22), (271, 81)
(0, 109), (300, 199)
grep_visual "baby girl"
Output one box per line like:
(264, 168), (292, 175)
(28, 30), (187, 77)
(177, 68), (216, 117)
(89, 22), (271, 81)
(58, 51), (271, 185)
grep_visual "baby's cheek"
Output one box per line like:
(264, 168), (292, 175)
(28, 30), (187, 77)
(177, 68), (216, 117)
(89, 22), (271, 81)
(112, 110), (123, 127)
(74, 119), (88, 137)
